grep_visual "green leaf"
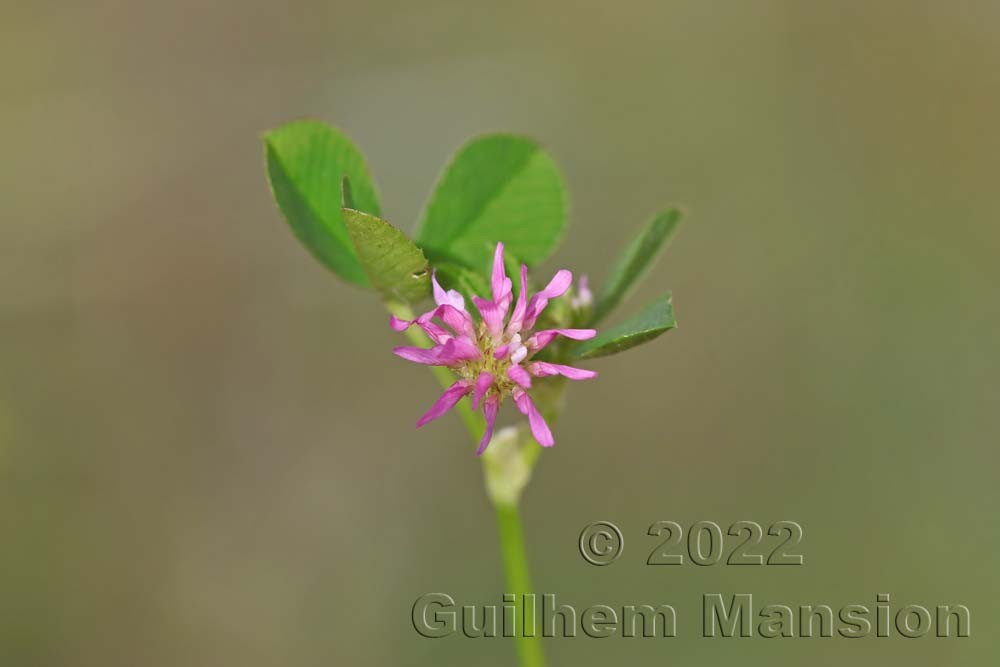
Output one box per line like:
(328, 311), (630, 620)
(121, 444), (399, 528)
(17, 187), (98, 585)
(593, 208), (683, 323)
(340, 175), (355, 209)
(342, 208), (430, 303)
(416, 134), (567, 272)
(264, 120), (380, 287)
(573, 294), (677, 359)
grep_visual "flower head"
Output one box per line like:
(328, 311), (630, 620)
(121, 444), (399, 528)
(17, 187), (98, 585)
(391, 243), (598, 454)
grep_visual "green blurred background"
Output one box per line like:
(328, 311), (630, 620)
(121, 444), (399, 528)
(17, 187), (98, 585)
(2, 1), (997, 664)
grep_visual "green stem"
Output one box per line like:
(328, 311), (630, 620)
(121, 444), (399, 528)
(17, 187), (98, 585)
(495, 501), (546, 667)
(386, 300), (546, 667)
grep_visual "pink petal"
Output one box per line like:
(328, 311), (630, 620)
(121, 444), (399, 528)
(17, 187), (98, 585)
(513, 388), (554, 447)
(528, 361), (597, 380)
(507, 264), (529, 333)
(393, 337), (480, 366)
(415, 319), (453, 344)
(391, 310), (455, 344)
(472, 372), (494, 410)
(491, 242), (512, 304)
(507, 364), (532, 388)
(432, 271), (466, 311)
(539, 269), (573, 298)
(526, 328), (597, 351)
(493, 344), (510, 360)
(393, 346), (447, 365)
(439, 337), (482, 363)
(477, 394), (500, 455)
(472, 296), (507, 339)
(523, 269), (573, 329)
(389, 314), (413, 332)
(417, 380), (473, 427)
(427, 304), (476, 340)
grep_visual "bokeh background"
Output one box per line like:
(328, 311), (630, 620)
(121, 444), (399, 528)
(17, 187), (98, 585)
(2, 1), (998, 665)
